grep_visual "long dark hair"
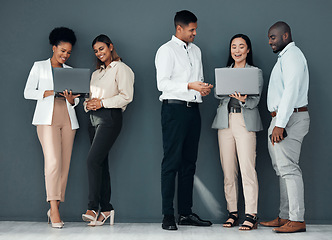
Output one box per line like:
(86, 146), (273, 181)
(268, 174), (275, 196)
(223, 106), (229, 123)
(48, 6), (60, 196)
(226, 34), (255, 67)
(92, 34), (121, 69)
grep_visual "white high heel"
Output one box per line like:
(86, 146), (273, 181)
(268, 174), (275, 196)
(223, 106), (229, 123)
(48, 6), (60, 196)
(47, 209), (50, 224)
(47, 209), (64, 225)
(82, 210), (98, 222)
(89, 210), (115, 226)
(47, 209), (64, 229)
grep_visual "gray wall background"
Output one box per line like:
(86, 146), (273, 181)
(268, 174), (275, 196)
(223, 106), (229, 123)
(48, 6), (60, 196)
(0, 0), (331, 223)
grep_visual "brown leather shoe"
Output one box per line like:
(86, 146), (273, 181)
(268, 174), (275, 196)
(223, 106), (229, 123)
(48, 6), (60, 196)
(273, 220), (306, 233)
(260, 217), (288, 227)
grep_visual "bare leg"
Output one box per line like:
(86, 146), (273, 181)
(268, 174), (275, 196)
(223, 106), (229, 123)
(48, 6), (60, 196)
(50, 200), (61, 223)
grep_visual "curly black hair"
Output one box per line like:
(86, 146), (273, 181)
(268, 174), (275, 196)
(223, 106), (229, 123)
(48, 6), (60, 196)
(49, 27), (76, 46)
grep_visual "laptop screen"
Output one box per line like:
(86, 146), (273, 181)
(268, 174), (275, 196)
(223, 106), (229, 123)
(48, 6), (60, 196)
(215, 68), (260, 96)
(53, 68), (91, 97)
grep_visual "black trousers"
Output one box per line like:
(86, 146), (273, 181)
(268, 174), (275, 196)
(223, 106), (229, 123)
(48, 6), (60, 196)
(87, 108), (122, 212)
(161, 102), (201, 215)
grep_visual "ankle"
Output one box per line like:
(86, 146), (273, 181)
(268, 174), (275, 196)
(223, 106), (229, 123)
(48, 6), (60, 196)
(86, 210), (97, 217)
(98, 212), (110, 220)
(247, 213), (257, 216)
(50, 207), (60, 215)
(50, 210), (61, 223)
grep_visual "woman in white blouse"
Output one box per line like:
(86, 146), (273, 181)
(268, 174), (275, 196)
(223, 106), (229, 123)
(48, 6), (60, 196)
(24, 27), (80, 229)
(82, 34), (134, 226)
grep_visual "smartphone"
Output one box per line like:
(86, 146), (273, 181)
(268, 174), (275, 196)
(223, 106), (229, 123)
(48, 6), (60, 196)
(269, 129), (288, 142)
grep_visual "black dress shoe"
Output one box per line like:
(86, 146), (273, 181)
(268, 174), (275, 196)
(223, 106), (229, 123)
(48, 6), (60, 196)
(178, 213), (212, 226)
(162, 215), (178, 230)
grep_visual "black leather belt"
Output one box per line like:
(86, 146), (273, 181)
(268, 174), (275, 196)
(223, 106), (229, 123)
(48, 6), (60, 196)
(229, 107), (241, 113)
(163, 99), (198, 107)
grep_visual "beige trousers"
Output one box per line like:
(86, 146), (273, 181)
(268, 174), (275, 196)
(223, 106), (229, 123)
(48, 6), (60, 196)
(218, 112), (258, 213)
(37, 98), (76, 202)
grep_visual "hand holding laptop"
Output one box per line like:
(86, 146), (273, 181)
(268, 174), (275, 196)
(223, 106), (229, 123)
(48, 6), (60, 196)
(229, 91), (247, 103)
(43, 89), (79, 105)
(58, 89), (80, 105)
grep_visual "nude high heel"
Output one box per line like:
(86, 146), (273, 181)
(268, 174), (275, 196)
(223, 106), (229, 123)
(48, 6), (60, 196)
(89, 210), (115, 226)
(47, 209), (64, 225)
(47, 209), (50, 224)
(47, 209), (64, 229)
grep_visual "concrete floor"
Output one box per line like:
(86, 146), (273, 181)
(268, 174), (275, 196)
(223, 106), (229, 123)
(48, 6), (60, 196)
(0, 222), (332, 240)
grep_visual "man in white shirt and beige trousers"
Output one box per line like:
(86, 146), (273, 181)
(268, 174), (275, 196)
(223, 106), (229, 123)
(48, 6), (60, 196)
(260, 21), (310, 233)
(155, 10), (213, 230)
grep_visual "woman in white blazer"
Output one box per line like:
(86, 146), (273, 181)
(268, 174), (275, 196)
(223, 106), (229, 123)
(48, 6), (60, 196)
(24, 27), (79, 229)
(212, 34), (263, 231)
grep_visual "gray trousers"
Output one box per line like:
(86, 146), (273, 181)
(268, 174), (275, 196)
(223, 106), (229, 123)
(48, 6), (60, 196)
(268, 112), (310, 221)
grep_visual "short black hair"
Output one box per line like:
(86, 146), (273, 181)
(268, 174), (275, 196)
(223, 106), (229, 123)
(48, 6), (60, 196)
(226, 34), (255, 67)
(269, 21), (292, 36)
(174, 10), (197, 28)
(49, 27), (77, 46)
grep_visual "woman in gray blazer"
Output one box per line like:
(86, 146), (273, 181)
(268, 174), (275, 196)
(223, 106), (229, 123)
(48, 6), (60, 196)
(212, 34), (263, 231)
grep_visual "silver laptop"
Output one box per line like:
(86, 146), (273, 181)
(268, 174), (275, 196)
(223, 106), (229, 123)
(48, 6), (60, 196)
(53, 68), (91, 98)
(215, 68), (260, 96)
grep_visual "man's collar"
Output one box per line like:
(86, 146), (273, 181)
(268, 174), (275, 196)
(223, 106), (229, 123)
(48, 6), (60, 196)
(278, 42), (295, 57)
(171, 35), (192, 49)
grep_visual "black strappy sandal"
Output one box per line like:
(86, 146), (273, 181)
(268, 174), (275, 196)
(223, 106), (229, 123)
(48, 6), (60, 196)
(223, 211), (239, 228)
(239, 214), (258, 231)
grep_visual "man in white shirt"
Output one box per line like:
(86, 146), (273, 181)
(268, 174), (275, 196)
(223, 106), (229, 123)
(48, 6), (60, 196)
(155, 10), (213, 230)
(260, 21), (310, 233)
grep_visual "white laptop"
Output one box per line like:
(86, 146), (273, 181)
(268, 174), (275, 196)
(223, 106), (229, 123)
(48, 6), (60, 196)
(215, 68), (260, 97)
(53, 68), (91, 98)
